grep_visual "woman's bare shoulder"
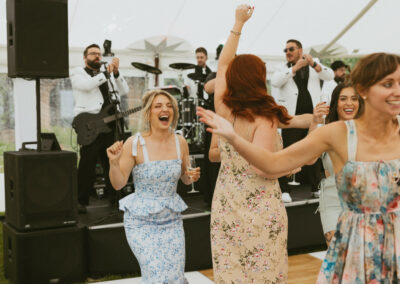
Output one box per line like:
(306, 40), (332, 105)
(254, 116), (278, 129)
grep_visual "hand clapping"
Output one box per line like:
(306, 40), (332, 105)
(106, 57), (120, 74)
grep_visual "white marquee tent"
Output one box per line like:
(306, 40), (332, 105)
(0, 0), (399, 149)
(1, 0), (400, 62)
(57, 0), (400, 56)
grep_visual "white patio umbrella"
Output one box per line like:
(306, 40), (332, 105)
(127, 35), (193, 86)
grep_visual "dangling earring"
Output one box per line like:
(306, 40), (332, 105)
(362, 96), (367, 100)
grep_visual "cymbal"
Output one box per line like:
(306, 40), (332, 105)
(187, 72), (206, 81)
(131, 62), (162, 74)
(169, 63), (196, 70)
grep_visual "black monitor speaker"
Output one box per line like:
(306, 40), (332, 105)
(6, 0), (69, 78)
(4, 150), (78, 230)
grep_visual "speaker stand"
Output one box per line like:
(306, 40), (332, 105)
(36, 78), (42, 152)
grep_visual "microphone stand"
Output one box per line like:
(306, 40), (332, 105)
(101, 62), (124, 142)
(101, 62), (124, 213)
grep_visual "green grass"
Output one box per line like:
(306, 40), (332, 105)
(0, 214), (9, 284)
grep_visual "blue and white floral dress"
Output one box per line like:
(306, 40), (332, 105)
(119, 133), (188, 283)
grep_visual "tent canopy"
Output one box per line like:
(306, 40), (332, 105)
(1, 0), (399, 57)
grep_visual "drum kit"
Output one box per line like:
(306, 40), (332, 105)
(131, 61), (207, 153)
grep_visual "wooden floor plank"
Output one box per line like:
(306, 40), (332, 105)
(199, 253), (322, 283)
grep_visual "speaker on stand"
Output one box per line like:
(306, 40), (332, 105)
(6, 0), (69, 78)
(3, 0), (87, 282)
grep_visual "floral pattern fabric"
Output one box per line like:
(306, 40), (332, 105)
(119, 133), (188, 283)
(211, 136), (288, 283)
(317, 119), (400, 284)
(124, 209), (186, 283)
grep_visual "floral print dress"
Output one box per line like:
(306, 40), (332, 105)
(317, 118), (400, 284)
(119, 133), (188, 283)
(211, 133), (288, 283)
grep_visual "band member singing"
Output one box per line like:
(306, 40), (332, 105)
(70, 43), (129, 213)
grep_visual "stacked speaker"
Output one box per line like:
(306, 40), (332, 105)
(3, 0), (86, 283)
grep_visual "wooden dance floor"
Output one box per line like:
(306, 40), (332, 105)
(199, 253), (323, 283)
(94, 253), (324, 283)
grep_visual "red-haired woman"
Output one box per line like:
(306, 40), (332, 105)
(209, 5), (315, 283)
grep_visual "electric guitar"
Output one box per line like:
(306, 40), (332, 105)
(72, 104), (142, 146)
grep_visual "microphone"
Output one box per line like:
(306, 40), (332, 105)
(99, 61), (108, 65)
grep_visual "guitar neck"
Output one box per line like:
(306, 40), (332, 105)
(103, 106), (142, 123)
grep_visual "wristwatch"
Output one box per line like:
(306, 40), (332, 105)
(312, 61), (318, 68)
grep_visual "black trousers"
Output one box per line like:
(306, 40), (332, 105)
(278, 128), (323, 193)
(77, 131), (116, 206)
(202, 130), (220, 206)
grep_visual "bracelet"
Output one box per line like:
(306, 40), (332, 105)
(230, 30), (241, 36)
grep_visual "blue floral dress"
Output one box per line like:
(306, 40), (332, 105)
(119, 133), (188, 283)
(317, 118), (400, 283)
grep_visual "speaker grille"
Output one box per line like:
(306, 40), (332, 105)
(7, 0), (69, 78)
(4, 151), (78, 230)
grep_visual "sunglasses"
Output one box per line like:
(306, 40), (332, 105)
(283, 47), (297, 53)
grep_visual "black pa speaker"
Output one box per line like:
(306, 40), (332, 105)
(6, 0), (69, 78)
(4, 151), (78, 230)
(3, 222), (87, 284)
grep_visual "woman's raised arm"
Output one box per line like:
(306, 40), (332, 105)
(214, 4), (254, 114)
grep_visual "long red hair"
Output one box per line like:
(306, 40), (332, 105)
(223, 54), (291, 125)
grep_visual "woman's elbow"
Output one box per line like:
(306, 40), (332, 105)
(109, 175), (128, 191)
(110, 181), (124, 191)
(252, 166), (272, 178)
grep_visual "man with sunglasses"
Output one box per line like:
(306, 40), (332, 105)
(271, 39), (333, 202)
(71, 43), (129, 213)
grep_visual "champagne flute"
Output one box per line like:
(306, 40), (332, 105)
(288, 173), (300, 186)
(319, 93), (329, 125)
(187, 155), (199, 193)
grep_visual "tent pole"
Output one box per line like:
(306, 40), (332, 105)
(319, 0), (378, 56)
(154, 54), (159, 87)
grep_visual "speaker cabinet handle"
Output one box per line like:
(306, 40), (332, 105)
(7, 237), (12, 262)
(7, 22), (13, 47)
(9, 178), (14, 199)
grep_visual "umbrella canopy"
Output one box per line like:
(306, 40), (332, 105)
(128, 35), (193, 55)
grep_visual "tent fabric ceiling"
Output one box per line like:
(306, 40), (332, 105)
(1, 0), (399, 57)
